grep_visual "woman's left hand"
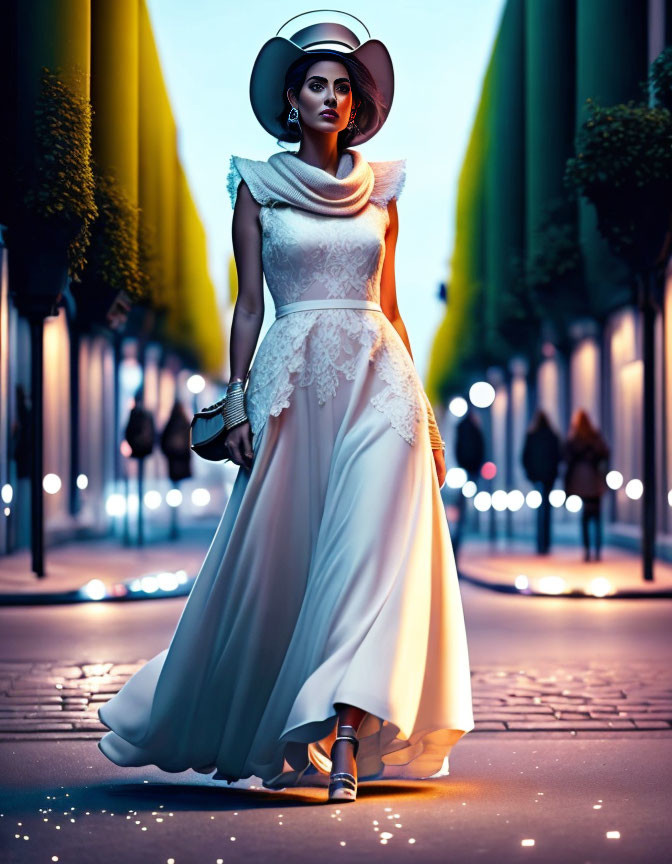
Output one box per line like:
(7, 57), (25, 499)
(432, 447), (446, 487)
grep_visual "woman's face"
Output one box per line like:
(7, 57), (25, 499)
(288, 59), (353, 136)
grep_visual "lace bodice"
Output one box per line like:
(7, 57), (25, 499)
(227, 154), (428, 446)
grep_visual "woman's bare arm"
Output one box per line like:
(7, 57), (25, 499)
(379, 197), (414, 360)
(230, 180), (265, 379)
(226, 180), (264, 469)
(379, 197), (446, 481)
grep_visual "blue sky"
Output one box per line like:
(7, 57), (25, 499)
(146, 0), (506, 380)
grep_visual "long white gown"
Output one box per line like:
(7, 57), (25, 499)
(97, 149), (475, 789)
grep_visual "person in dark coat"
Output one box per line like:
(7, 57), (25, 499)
(522, 409), (561, 554)
(452, 408), (485, 556)
(561, 409), (610, 562)
(160, 400), (193, 483)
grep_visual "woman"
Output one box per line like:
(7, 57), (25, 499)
(97, 12), (474, 804)
(522, 410), (561, 555)
(562, 409), (610, 561)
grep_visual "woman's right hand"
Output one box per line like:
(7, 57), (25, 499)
(225, 420), (254, 470)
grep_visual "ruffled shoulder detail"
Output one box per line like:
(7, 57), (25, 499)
(227, 155), (273, 209)
(367, 158), (407, 207)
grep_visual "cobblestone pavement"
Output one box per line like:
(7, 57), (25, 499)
(1, 659), (670, 742)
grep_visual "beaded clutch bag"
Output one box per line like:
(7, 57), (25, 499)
(189, 395), (231, 462)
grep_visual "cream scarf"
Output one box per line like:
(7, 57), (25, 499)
(227, 148), (405, 216)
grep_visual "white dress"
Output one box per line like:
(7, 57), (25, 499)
(97, 149), (475, 789)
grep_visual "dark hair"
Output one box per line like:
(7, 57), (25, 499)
(275, 50), (387, 149)
(528, 408), (552, 434)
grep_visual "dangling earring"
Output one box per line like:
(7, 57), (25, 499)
(287, 105), (301, 133)
(347, 106), (358, 132)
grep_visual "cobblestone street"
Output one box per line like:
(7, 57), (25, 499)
(1, 579), (671, 862)
(1, 658), (671, 742)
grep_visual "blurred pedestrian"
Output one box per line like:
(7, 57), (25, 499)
(160, 400), (192, 541)
(124, 394), (155, 460)
(452, 408), (485, 556)
(522, 409), (561, 554)
(160, 400), (193, 484)
(561, 409), (610, 562)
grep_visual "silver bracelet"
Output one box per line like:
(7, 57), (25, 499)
(224, 380), (248, 430)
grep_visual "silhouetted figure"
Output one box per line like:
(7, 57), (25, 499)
(452, 409), (485, 555)
(561, 409), (610, 562)
(160, 400), (193, 483)
(160, 399), (192, 541)
(522, 409), (561, 554)
(124, 396), (155, 460)
(11, 384), (32, 480)
(124, 392), (156, 546)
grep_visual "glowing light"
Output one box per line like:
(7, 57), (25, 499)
(606, 470), (623, 490)
(507, 489), (525, 511)
(120, 440), (133, 458)
(625, 479), (643, 500)
(606, 831), (621, 839)
(526, 490), (542, 509)
(140, 575), (159, 593)
(1, 483), (12, 504)
(187, 374), (206, 394)
(538, 575), (567, 595)
(120, 361), (142, 392)
(549, 489), (566, 508)
(144, 490), (162, 510)
(446, 467), (467, 488)
(3, 507), (9, 516)
(668, 490), (672, 507)
(81, 579), (107, 601)
(448, 397), (468, 417)
(521, 839), (535, 846)
(42, 474), (61, 494)
(514, 574), (529, 590)
(469, 381), (495, 408)
(588, 578), (614, 597)
(175, 569), (189, 584)
(166, 488), (183, 507)
(462, 481), (477, 498)
(565, 494), (583, 512)
(491, 490), (508, 511)
(473, 491), (492, 512)
(192, 487), (211, 507)
(106, 493), (126, 517)
(481, 461), (497, 480)
(156, 571), (179, 591)
(76, 474), (88, 490)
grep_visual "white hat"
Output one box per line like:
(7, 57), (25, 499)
(249, 9), (395, 146)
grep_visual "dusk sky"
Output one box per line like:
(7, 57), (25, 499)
(145, 0), (506, 379)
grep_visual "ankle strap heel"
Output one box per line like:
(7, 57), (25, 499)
(328, 724), (360, 802)
(333, 723), (360, 758)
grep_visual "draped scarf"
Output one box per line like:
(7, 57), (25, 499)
(227, 148), (405, 216)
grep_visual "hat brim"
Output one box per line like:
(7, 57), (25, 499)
(249, 37), (394, 146)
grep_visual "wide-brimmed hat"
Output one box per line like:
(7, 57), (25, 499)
(249, 9), (395, 146)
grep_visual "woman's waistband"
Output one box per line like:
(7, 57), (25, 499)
(275, 298), (383, 319)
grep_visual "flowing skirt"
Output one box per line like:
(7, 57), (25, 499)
(98, 349), (475, 788)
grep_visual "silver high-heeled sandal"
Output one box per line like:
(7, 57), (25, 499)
(328, 723), (360, 803)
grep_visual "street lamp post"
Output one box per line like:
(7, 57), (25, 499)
(11, 221), (69, 578)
